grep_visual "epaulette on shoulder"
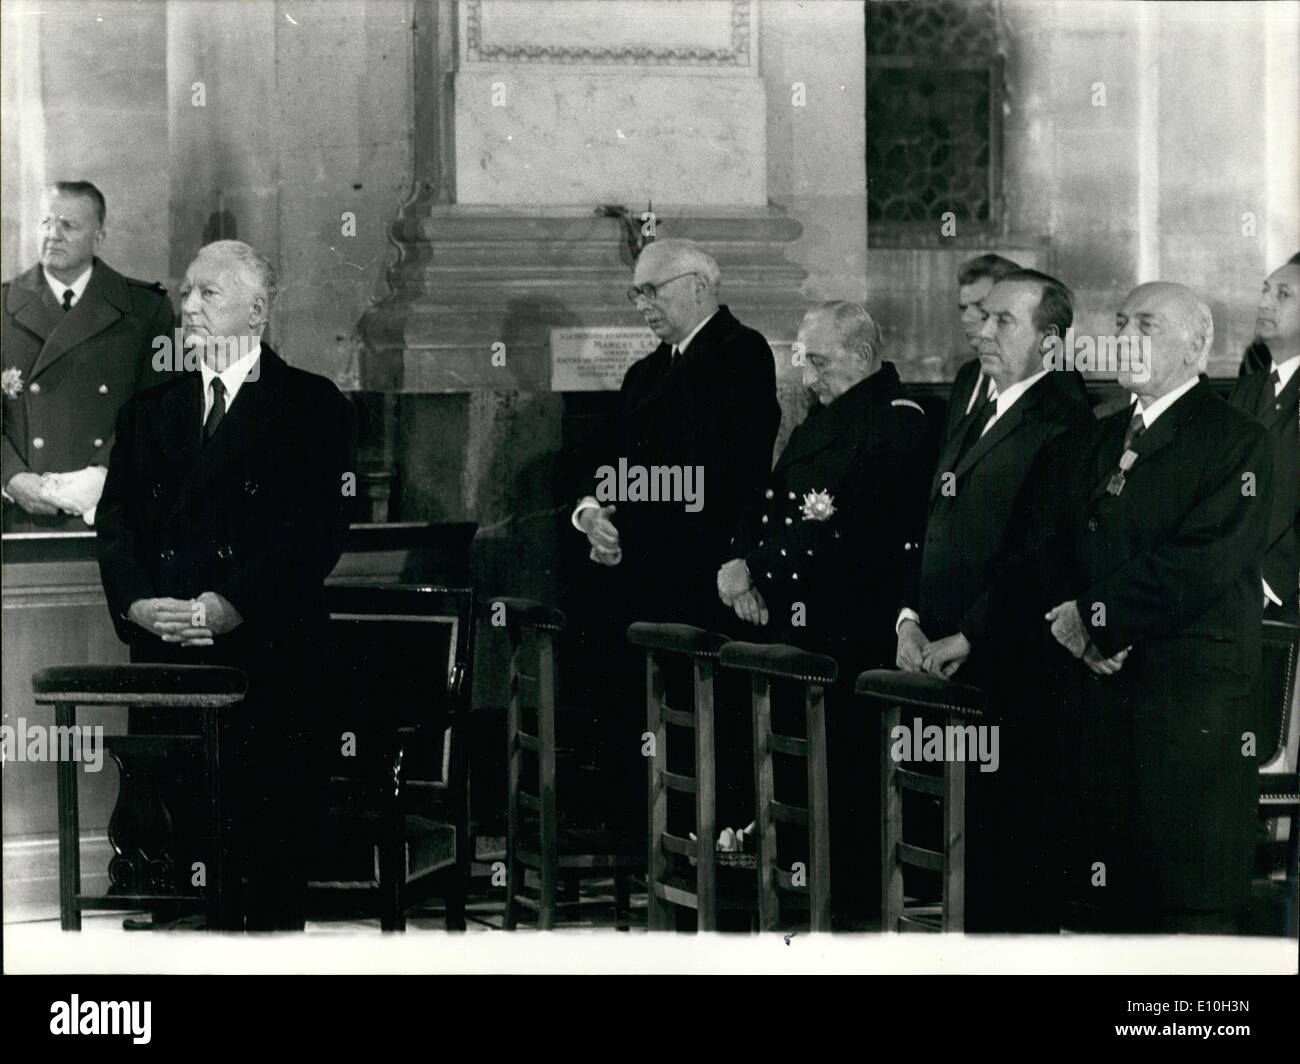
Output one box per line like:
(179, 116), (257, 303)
(125, 276), (167, 295)
(890, 398), (926, 416)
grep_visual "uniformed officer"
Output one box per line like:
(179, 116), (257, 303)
(2, 181), (174, 531)
(717, 300), (932, 925)
(720, 300), (930, 669)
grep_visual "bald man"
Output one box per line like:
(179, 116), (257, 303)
(937, 282), (1272, 933)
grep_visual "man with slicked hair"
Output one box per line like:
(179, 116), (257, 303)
(97, 240), (356, 930)
(2, 181), (174, 531)
(936, 282), (1273, 933)
(898, 267), (1090, 932)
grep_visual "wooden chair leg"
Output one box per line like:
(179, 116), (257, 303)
(56, 702), (81, 932)
(539, 861), (558, 931)
(444, 864), (467, 931)
(504, 858), (521, 930)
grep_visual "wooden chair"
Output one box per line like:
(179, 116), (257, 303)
(33, 664), (247, 932)
(307, 584), (476, 931)
(627, 622), (730, 930)
(1257, 619), (1300, 891)
(855, 669), (988, 933)
(719, 641), (838, 932)
(497, 597), (641, 929)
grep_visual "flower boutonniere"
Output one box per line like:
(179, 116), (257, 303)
(2, 368), (23, 400)
(800, 489), (836, 522)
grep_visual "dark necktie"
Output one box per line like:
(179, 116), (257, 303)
(1122, 408), (1146, 453)
(61, 289), (74, 312)
(956, 383), (998, 462)
(203, 377), (226, 443)
(1260, 368), (1283, 415)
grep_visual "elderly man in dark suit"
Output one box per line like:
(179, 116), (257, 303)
(936, 282), (1273, 933)
(566, 237), (780, 836)
(97, 239), (355, 930)
(898, 269), (1091, 932)
(721, 300), (930, 923)
(1230, 253), (1299, 621)
(2, 181), (173, 531)
(573, 237), (781, 625)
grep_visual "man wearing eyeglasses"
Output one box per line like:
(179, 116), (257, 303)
(572, 237), (780, 628)
(567, 239), (780, 842)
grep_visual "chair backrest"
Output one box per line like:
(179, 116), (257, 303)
(627, 622), (729, 931)
(1258, 619), (1300, 775)
(495, 597), (567, 879)
(323, 584), (476, 817)
(719, 641), (839, 933)
(855, 669), (988, 933)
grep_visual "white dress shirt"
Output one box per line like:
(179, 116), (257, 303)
(199, 342), (262, 423)
(1128, 373), (1199, 429)
(571, 311), (719, 532)
(43, 264), (93, 308)
(1272, 353), (1300, 393)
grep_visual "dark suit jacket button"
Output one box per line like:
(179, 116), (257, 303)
(160, 548), (175, 562)
(151, 483), (163, 499)
(244, 479), (258, 495)
(1087, 517), (1098, 532)
(217, 544), (233, 559)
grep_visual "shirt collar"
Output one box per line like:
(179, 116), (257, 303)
(43, 263), (93, 305)
(1132, 374), (1199, 428)
(199, 341), (263, 403)
(1273, 353), (1300, 391)
(993, 368), (1049, 417)
(674, 310), (718, 356)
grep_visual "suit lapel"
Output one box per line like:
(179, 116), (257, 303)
(1264, 368), (1300, 430)
(952, 396), (1028, 481)
(166, 348), (285, 521)
(1085, 384), (1206, 507)
(29, 260), (130, 381)
(625, 343), (675, 417)
(6, 265), (64, 355)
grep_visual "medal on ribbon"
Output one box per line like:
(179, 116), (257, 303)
(1107, 449), (1139, 496)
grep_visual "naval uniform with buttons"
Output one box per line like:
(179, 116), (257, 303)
(2, 258), (174, 531)
(96, 344), (356, 929)
(730, 360), (930, 669)
(728, 361), (931, 921)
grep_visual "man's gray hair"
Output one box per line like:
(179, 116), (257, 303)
(805, 300), (884, 364)
(198, 239), (279, 310)
(641, 238), (721, 293)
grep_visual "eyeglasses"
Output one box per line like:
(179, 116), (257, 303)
(626, 271), (697, 304)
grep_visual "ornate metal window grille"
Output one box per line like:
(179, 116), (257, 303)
(866, 0), (1005, 244)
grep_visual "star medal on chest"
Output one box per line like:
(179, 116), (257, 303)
(1107, 448), (1139, 497)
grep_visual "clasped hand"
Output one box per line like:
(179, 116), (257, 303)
(580, 504), (622, 566)
(128, 591), (243, 647)
(896, 601), (1132, 680)
(5, 466), (105, 517)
